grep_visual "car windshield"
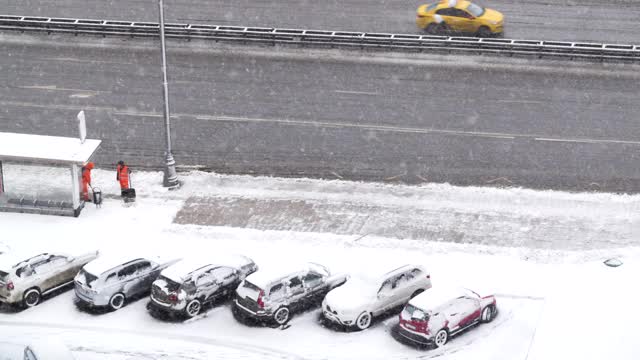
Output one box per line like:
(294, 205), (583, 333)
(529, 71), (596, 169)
(466, 2), (485, 17)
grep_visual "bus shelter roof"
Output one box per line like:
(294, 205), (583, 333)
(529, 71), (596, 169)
(0, 132), (101, 166)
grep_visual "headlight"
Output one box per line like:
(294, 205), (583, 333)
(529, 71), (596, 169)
(490, 20), (498, 25)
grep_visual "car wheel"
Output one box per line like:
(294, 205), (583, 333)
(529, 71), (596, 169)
(477, 26), (492, 38)
(109, 293), (126, 311)
(434, 329), (448, 348)
(355, 312), (373, 330)
(437, 22), (450, 34)
(481, 305), (496, 323)
(425, 23), (438, 35)
(273, 307), (290, 325)
(23, 288), (41, 308)
(185, 299), (202, 318)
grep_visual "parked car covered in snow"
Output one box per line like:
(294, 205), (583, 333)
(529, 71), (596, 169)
(0, 251), (98, 308)
(395, 286), (497, 348)
(322, 265), (431, 330)
(0, 340), (75, 360)
(233, 262), (347, 326)
(74, 255), (180, 311)
(148, 255), (258, 318)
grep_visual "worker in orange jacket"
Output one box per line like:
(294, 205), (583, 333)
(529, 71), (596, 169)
(116, 161), (130, 190)
(81, 162), (94, 202)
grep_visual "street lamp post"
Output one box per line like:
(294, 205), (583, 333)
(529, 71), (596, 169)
(158, 0), (180, 189)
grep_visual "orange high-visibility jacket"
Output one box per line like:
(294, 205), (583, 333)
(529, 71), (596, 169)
(116, 164), (130, 189)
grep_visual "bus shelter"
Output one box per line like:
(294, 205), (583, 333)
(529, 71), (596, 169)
(0, 132), (101, 217)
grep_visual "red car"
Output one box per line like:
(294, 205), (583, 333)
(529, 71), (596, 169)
(396, 286), (497, 348)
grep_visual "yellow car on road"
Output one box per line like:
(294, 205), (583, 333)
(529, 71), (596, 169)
(416, 0), (504, 37)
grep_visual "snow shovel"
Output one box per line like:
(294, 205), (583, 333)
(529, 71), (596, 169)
(121, 174), (136, 203)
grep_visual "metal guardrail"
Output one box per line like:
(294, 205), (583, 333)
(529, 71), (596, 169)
(1, 14), (639, 62)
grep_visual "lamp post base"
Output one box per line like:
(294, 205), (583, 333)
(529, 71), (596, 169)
(163, 152), (181, 190)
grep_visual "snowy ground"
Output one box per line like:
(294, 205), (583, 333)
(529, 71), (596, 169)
(1, 165), (639, 359)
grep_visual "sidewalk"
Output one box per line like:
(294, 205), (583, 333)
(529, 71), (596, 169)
(2, 163), (640, 252)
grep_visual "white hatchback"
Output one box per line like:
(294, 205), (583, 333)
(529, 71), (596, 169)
(322, 265), (431, 330)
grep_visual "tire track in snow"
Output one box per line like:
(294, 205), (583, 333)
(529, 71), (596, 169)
(0, 320), (308, 360)
(413, 308), (516, 359)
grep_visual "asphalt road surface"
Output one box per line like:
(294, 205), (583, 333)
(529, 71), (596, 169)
(1, 0), (639, 44)
(1, 34), (639, 192)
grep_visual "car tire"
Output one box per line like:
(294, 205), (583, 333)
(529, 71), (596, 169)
(477, 26), (492, 38)
(23, 288), (41, 308)
(273, 306), (290, 325)
(481, 304), (496, 323)
(437, 22), (450, 34)
(434, 329), (449, 348)
(185, 299), (202, 318)
(355, 312), (373, 330)
(109, 293), (126, 311)
(425, 23), (438, 35)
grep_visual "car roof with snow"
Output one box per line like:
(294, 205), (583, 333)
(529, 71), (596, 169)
(161, 254), (253, 282)
(409, 286), (478, 311)
(83, 254), (167, 275)
(340, 264), (426, 290)
(380, 264), (427, 279)
(244, 262), (329, 289)
(0, 251), (67, 272)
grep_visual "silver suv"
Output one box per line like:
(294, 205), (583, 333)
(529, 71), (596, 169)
(232, 262), (347, 326)
(74, 255), (179, 311)
(0, 251), (98, 308)
(149, 255), (258, 318)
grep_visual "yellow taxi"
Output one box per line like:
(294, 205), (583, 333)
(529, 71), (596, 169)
(416, 0), (504, 37)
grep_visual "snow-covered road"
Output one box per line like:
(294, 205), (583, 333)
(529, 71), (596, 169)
(1, 166), (639, 359)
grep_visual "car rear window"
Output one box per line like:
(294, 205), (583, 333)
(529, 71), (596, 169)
(159, 276), (181, 292)
(427, 3), (438, 11)
(242, 281), (262, 292)
(403, 304), (429, 321)
(78, 269), (99, 288)
(237, 280), (263, 300)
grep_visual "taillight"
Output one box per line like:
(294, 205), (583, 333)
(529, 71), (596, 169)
(6, 281), (14, 291)
(257, 290), (265, 309)
(168, 294), (178, 303)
